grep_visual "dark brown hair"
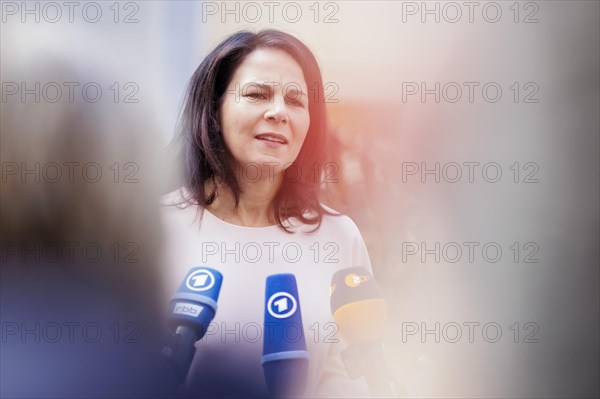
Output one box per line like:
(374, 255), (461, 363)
(177, 29), (337, 233)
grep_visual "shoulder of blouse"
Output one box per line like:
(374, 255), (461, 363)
(310, 204), (364, 240)
(158, 189), (363, 240)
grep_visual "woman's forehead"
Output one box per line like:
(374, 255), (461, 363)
(231, 48), (307, 91)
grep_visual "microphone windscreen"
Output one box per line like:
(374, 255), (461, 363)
(330, 267), (388, 344)
(168, 266), (223, 339)
(262, 273), (308, 397)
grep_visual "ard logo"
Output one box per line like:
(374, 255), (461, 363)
(267, 292), (297, 319)
(186, 269), (215, 291)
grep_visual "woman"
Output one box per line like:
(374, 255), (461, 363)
(161, 29), (373, 398)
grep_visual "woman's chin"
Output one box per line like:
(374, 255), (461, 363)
(234, 158), (287, 180)
(245, 156), (292, 170)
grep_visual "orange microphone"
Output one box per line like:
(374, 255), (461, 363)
(330, 267), (396, 397)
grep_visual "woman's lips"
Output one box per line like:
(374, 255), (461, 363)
(255, 136), (286, 148)
(254, 133), (288, 148)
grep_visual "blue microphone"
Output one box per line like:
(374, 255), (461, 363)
(162, 266), (223, 384)
(262, 274), (309, 398)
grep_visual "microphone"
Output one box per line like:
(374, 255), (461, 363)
(262, 274), (309, 398)
(162, 266), (223, 384)
(330, 267), (395, 397)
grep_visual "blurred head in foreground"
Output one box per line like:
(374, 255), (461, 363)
(0, 51), (170, 397)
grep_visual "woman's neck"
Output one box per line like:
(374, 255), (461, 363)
(204, 172), (283, 227)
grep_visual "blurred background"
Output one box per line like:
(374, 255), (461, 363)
(2, 1), (598, 397)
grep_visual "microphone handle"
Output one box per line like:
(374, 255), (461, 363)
(162, 325), (198, 384)
(360, 342), (396, 398)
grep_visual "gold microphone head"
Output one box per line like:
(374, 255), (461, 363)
(330, 267), (388, 344)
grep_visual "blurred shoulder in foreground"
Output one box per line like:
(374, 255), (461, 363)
(1, 49), (176, 398)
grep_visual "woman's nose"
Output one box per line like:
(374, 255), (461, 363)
(264, 98), (288, 124)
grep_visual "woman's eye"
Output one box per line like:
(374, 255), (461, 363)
(286, 97), (304, 107)
(246, 92), (266, 100)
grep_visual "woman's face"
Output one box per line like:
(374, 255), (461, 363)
(219, 48), (310, 179)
